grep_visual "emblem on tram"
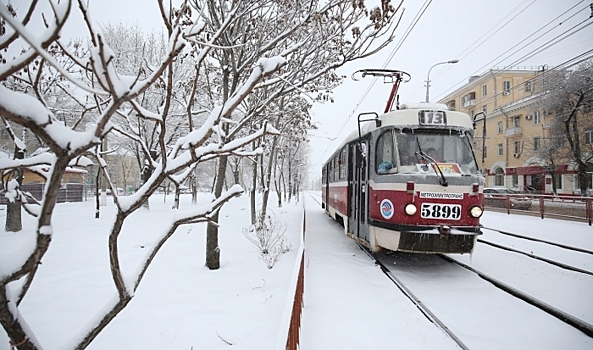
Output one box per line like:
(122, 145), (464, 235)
(380, 199), (394, 219)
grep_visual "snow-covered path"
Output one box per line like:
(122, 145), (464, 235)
(300, 194), (459, 349)
(301, 192), (593, 350)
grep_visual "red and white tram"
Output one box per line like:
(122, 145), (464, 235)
(321, 69), (484, 254)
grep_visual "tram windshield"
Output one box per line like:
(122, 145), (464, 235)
(376, 128), (479, 175)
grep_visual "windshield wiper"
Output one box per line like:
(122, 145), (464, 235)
(415, 138), (448, 187)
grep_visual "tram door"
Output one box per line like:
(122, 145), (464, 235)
(348, 141), (369, 241)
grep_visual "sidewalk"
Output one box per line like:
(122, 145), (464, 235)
(299, 194), (458, 350)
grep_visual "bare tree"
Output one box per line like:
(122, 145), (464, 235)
(188, 0), (404, 268)
(539, 60), (593, 195)
(0, 0), (286, 348)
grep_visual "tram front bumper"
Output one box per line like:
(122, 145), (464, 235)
(371, 225), (480, 254)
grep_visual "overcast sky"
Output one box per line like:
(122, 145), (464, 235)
(11, 0), (593, 180)
(307, 0), (593, 178)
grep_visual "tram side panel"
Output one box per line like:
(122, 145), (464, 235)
(326, 181), (349, 226)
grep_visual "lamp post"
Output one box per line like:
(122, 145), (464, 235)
(425, 59), (459, 102)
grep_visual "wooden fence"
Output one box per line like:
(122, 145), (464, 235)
(0, 183), (84, 205)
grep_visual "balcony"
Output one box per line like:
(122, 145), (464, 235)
(462, 99), (476, 108)
(505, 127), (522, 137)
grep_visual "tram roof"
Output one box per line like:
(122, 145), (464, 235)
(328, 102), (474, 160)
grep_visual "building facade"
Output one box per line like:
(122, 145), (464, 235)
(439, 67), (592, 195)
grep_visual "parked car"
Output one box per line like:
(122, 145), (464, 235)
(483, 187), (532, 210)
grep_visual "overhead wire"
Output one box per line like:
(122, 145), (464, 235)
(310, 0), (433, 168)
(310, 0), (592, 171)
(408, 0), (539, 100)
(459, 47), (593, 118)
(434, 1), (590, 102)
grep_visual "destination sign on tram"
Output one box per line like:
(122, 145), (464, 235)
(418, 110), (447, 126)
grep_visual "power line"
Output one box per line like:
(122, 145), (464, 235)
(406, 0), (541, 100)
(434, 1), (590, 102)
(310, 0), (434, 169)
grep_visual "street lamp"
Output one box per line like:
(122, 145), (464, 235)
(425, 59), (459, 102)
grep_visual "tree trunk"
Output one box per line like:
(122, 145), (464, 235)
(287, 154), (292, 203)
(250, 145), (258, 225)
(191, 172), (198, 205)
(206, 154), (228, 270)
(95, 167), (101, 219)
(5, 147), (24, 232)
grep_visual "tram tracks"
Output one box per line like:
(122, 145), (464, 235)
(439, 254), (593, 338)
(372, 249), (593, 347)
(356, 244), (470, 350)
(307, 192), (593, 346)
(478, 227), (593, 276)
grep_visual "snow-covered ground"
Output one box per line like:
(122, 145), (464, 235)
(1, 191), (591, 349)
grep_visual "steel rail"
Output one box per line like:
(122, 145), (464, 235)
(478, 239), (593, 276)
(440, 254), (593, 338)
(357, 245), (469, 350)
(482, 227), (593, 255)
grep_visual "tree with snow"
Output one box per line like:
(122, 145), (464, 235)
(0, 0), (286, 348)
(187, 0), (404, 268)
(538, 60), (593, 195)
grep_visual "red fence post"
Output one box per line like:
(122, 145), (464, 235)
(585, 198), (593, 226)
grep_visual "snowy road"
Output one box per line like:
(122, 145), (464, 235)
(381, 252), (592, 350)
(303, 192), (593, 350)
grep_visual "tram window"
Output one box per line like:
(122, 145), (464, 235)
(376, 130), (396, 174)
(361, 142), (366, 181)
(333, 157), (338, 181)
(339, 149), (346, 180)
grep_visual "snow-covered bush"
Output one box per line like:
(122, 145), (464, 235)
(243, 209), (289, 268)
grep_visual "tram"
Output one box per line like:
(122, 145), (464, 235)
(321, 69), (484, 254)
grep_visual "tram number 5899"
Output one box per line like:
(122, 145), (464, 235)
(421, 203), (461, 220)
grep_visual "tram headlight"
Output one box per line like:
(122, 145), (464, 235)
(469, 205), (483, 218)
(404, 203), (417, 216)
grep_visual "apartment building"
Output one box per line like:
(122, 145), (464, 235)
(439, 67), (591, 194)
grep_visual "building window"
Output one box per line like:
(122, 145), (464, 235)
(554, 174), (563, 190)
(497, 121), (503, 134)
(534, 110), (541, 125)
(524, 81), (532, 92)
(512, 174), (519, 187)
(534, 137), (541, 151)
(447, 100), (456, 111)
(585, 129), (593, 145)
(482, 85), (487, 96)
(513, 115), (521, 128)
(482, 105), (487, 114)
(514, 141), (521, 154)
(495, 167), (504, 186)
(498, 143), (503, 156)
(503, 81), (511, 94)
(462, 91), (476, 107)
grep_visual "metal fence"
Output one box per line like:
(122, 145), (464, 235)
(277, 198), (306, 350)
(483, 193), (592, 225)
